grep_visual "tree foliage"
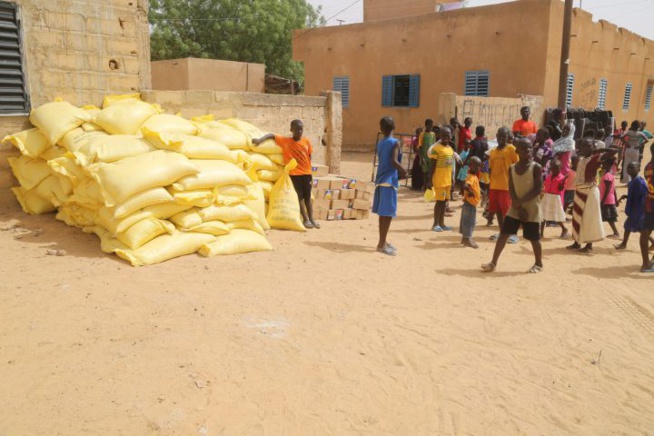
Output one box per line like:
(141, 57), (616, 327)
(149, 0), (325, 82)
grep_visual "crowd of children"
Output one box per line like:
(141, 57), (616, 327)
(372, 111), (654, 274)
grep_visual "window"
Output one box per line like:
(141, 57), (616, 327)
(464, 70), (489, 97)
(645, 82), (653, 112)
(597, 78), (607, 110)
(381, 75), (420, 108)
(333, 76), (350, 108)
(623, 82), (632, 111)
(566, 74), (574, 108)
(0, 2), (29, 114)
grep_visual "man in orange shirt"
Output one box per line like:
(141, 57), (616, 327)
(252, 119), (319, 229)
(512, 106), (538, 138)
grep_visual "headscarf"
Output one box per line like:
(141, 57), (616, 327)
(552, 122), (575, 154)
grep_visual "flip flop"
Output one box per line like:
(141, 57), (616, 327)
(386, 242), (397, 252)
(527, 264), (543, 274)
(310, 221), (321, 229)
(640, 265), (654, 273)
(377, 245), (396, 256)
(441, 225), (453, 231)
(303, 220), (314, 229)
(508, 235), (519, 244)
(481, 262), (496, 272)
(489, 233), (499, 241)
(432, 226), (444, 232)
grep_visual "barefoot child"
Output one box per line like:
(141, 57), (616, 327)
(482, 138), (543, 273)
(540, 159), (569, 238)
(615, 162), (654, 250)
(460, 156), (481, 248)
(252, 119), (319, 229)
(600, 158), (620, 239)
(427, 127), (455, 232)
(373, 116), (407, 256)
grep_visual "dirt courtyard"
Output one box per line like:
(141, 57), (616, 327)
(1, 152), (653, 435)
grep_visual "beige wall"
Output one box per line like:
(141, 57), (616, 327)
(295, 0), (654, 149)
(151, 58), (266, 93)
(141, 90), (342, 170)
(295, 0), (553, 148)
(363, 0), (439, 22)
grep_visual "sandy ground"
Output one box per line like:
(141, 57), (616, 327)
(1, 151), (654, 436)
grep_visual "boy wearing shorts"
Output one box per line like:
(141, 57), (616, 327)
(488, 126), (519, 240)
(427, 126), (455, 232)
(252, 119), (319, 229)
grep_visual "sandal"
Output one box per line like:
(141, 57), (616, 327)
(489, 233), (499, 241)
(432, 226), (444, 232)
(303, 220), (314, 229)
(527, 264), (543, 274)
(310, 220), (321, 229)
(481, 262), (496, 272)
(377, 245), (396, 256)
(508, 235), (519, 244)
(386, 242), (397, 252)
(441, 225), (453, 231)
(640, 264), (654, 273)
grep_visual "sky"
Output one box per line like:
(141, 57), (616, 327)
(307, 0), (654, 41)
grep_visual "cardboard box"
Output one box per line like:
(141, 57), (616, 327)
(311, 188), (317, 199)
(315, 178), (332, 190)
(329, 178), (350, 191)
(313, 199), (331, 210)
(316, 189), (333, 200)
(357, 181), (374, 193)
(342, 208), (354, 220)
(315, 209), (328, 221)
(334, 209), (344, 220)
(311, 164), (329, 177)
(340, 189), (356, 200)
(327, 209), (336, 221)
(355, 189), (372, 201)
(356, 209), (370, 220)
(331, 199), (350, 210)
(352, 199), (371, 210)
(331, 189), (341, 200)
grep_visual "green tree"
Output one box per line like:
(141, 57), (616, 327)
(149, 0), (325, 83)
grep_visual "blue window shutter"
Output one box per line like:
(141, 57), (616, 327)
(409, 75), (420, 108)
(382, 75), (392, 107)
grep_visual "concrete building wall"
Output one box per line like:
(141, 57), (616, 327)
(294, 0), (553, 148)
(151, 58), (266, 93)
(295, 0), (654, 149)
(141, 90), (342, 170)
(363, 0), (439, 22)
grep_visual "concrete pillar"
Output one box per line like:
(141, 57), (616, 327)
(135, 0), (152, 90)
(324, 91), (343, 175)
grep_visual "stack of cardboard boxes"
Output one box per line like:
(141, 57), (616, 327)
(311, 164), (372, 221)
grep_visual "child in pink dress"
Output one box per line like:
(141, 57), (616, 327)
(541, 160), (569, 238)
(600, 158), (620, 239)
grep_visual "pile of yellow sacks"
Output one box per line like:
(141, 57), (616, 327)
(3, 94), (306, 266)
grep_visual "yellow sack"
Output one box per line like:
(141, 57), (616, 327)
(228, 218), (266, 236)
(115, 232), (216, 266)
(199, 204), (256, 222)
(68, 178), (103, 207)
(33, 174), (73, 207)
(56, 204), (96, 227)
(246, 152), (278, 171)
(3, 128), (51, 158)
(110, 187), (174, 219)
(170, 208), (203, 229)
(424, 188), (436, 202)
(116, 218), (176, 250)
(141, 114), (198, 136)
(168, 188), (215, 208)
(249, 139), (283, 155)
(172, 160), (251, 191)
(29, 100), (91, 144)
(82, 226), (128, 254)
(198, 125), (249, 150)
(8, 155), (52, 190)
(243, 164), (270, 230)
(259, 181), (273, 198)
(266, 159), (305, 231)
(88, 150), (199, 206)
(40, 146), (66, 162)
(258, 166), (284, 182)
(142, 129), (234, 161)
(214, 184), (250, 199)
(12, 187), (56, 215)
(73, 135), (154, 165)
(94, 100), (159, 135)
(230, 149), (250, 164)
(58, 128), (109, 153)
(186, 221), (230, 236)
(97, 202), (192, 235)
(198, 229), (272, 257)
(102, 92), (141, 108)
(191, 114), (215, 123)
(81, 122), (104, 132)
(268, 153), (285, 165)
(221, 118), (263, 139)
(48, 156), (88, 185)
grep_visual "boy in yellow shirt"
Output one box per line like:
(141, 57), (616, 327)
(461, 156), (482, 248)
(427, 127), (455, 232)
(489, 126), (519, 241)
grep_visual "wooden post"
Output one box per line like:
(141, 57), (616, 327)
(558, 0), (574, 108)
